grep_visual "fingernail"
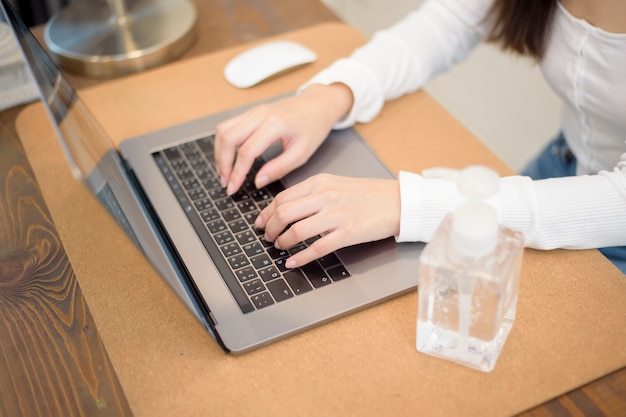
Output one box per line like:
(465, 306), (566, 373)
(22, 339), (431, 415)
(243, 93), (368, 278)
(254, 216), (263, 228)
(285, 258), (296, 268)
(226, 182), (235, 195)
(219, 175), (227, 188)
(255, 175), (269, 189)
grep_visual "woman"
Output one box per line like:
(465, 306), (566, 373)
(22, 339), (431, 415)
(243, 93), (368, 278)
(214, 0), (626, 273)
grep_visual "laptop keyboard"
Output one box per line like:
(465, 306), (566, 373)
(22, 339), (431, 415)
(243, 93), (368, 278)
(153, 135), (350, 314)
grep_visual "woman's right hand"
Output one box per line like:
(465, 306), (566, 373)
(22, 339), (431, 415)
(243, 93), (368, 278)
(214, 83), (354, 195)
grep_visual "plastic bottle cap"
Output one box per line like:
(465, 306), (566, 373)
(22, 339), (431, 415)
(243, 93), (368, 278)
(451, 166), (500, 258)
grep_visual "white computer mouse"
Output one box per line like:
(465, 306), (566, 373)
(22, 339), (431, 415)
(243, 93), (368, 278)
(224, 40), (317, 89)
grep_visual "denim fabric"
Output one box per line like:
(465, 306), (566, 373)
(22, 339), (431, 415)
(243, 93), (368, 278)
(520, 133), (625, 274)
(520, 133), (577, 179)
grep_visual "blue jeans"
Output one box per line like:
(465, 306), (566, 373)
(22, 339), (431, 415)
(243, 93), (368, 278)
(521, 133), (626, 274)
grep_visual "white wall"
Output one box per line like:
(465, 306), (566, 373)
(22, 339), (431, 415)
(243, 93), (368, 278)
(321, 0), (561, 172)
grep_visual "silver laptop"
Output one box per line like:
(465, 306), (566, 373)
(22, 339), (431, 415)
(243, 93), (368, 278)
(3, 0), (422, 353)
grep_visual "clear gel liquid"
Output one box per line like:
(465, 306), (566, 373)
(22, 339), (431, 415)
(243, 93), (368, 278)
(416, 215), (523, 372)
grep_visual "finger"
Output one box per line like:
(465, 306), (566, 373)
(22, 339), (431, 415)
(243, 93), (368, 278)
(253, 145), (311, 190)
(214, 114), (251, 186)
(264, 199), (319, 243)
(214, 109), (267, 187)
(273, 216), (324, 251)
(256, 180), (320, 239)
(254, 199), (274, 229)
(284, 232), (341, 268)
(225, 117), (287, 195)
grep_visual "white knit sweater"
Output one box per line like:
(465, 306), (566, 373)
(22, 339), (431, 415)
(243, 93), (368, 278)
(303, 0), (626, 250)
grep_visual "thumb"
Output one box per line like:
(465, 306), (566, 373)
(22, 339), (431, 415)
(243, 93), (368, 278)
(254, 147), (312, 189)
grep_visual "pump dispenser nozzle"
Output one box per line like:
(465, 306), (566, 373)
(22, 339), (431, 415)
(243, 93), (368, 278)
(452, 166), (499, 258)
(422, 165), (500, 258)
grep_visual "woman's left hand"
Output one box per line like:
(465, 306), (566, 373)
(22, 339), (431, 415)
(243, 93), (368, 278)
(255, 174), (401, 268)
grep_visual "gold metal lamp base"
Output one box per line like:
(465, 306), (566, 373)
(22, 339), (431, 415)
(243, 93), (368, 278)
(43, 0), (197, 78)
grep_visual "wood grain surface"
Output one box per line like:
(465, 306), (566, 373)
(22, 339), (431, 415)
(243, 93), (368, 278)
(0, 105), (133, 417)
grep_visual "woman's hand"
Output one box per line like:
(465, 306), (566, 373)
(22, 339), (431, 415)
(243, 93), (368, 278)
(214, 83), (354, 195)
(255, 174), (401, 268)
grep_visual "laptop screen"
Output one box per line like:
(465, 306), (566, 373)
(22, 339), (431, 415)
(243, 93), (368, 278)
(1, 0), (115, 181)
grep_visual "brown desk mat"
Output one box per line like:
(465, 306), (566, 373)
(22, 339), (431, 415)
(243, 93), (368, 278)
(16, 22), (626, 417)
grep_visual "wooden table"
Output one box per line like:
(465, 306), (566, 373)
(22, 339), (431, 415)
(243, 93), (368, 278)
(1, 0), (624, 416)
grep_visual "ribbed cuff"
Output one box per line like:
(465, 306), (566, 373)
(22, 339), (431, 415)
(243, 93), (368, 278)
(396, 171), (460, 242)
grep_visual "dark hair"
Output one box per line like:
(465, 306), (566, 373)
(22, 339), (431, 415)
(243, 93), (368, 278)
(486, 0), (558, 59)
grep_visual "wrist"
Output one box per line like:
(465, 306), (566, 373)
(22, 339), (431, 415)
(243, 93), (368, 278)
(300, 83), (354, 127)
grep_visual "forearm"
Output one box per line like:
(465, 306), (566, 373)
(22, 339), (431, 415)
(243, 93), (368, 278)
(397, 168), (626, 250)
(301, 0), (494, 129)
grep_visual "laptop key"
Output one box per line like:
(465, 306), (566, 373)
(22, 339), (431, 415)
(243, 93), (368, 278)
(250, 189), (271, 203)
(251, 253), (272, 269)
(194, 198), (213, 212)
(236, 230), (256, 245)
(289, 243), (307, 255)
(215, 199), (234, 211)
(228, 219), (248, 233)
(190, 158), (207, 170)
(221, 242), (241, 258)
(209, 188), (228, 200)
(265, 181), (284, 196)
(179, 142), (195, 153)
(170, 160), (187, 172)
(163, 147), (181, 160)
(230, 190), (249, 202)
(181, 178), (200, 190)
(310, 274), (332, 288)
(243, 279), (265, 295)
(267, 246), (289, 259)
(258, 266), (280, 282)
(222, 209), (241, 222)
(200, 209), (220, 223)
(188, 188), (207, 201)
(237, 200), (256, 213)
(327, 265), (350, 281)
(243, 211), (258, 225)
(196, 136), (214, 154)
(284, 270), (313, 295)
(266, 279), (294, 302)
(301, 261), (331, 289)
(207, 219), (227, 234)
(242, 242), (264, 257)
(202, 176), (221, 189)
(274, 258), (289, 272)
(214, 231), (234, 245)
(176, 169), (194, 181)
(236, 266), (257, 282)
(251, 292), (274, 309)
(318, 253), (341, 269)
(228, 254), (249, 270)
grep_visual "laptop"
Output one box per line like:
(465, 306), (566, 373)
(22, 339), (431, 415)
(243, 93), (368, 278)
(2, 0), (423, 353)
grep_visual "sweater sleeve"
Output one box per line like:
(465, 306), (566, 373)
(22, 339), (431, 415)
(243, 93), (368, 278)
(397, 153), (626, 249)
(300, 0), (494, 128)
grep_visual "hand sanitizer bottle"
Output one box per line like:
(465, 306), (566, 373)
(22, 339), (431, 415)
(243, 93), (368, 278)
(416, 165), (524, 372)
